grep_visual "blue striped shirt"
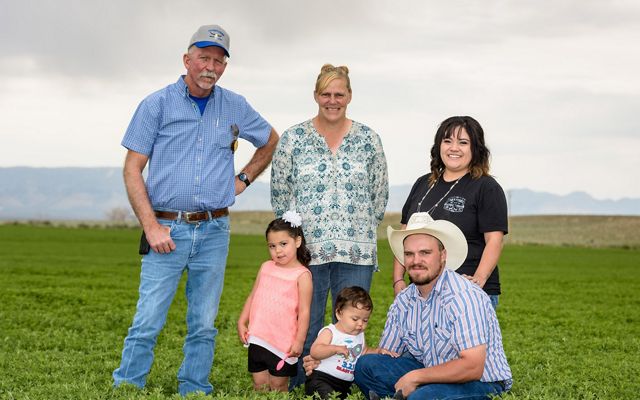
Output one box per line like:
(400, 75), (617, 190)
(122, 76), (272, 211)
(379, 269), (512, 388)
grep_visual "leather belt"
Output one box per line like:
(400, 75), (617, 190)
(154, 208), (228, 223)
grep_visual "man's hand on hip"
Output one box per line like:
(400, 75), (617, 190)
(234, 178), (247, 196)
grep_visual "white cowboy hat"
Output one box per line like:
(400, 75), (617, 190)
(387, 212), (468, 270)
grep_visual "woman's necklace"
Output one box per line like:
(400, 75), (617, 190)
(416, 173), (464, 215)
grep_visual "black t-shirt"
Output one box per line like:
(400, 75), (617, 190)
(401, 173), (508, 295)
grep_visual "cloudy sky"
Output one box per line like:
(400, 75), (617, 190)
(2, 0), (639, 200)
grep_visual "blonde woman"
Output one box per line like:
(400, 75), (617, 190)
(271, 64), (388, 387)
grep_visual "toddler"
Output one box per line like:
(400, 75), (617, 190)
(237, 211), (312, 392)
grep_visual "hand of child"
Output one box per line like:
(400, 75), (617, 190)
(237, 323), (249, 345)
(334, 345), (349, 356)
(303, 355), (321, 376)
(289, 341), (304, 358)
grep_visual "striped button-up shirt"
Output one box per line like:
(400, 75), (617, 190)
(122, 76), (272, 211)
(380, 269), (512, 388)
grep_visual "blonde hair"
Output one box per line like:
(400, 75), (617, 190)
(315, 64), (351, 94)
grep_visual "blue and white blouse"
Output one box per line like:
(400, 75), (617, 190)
(271, 119), (388, 268)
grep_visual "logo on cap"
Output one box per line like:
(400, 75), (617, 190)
(208, 30), (225, 40)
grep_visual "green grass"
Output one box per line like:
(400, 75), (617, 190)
(0, 225), (638, 399)
(505, 215), (640, 249)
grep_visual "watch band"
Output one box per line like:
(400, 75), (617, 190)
(237, 172), (251, 187)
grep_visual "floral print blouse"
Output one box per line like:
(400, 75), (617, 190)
(271, 119), (389, 268)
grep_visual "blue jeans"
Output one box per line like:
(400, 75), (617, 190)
(113, 216), (230, 396)
(354, 354), (506, 399)
(289, 261), (374, 388)
(489, 295), (499, 311)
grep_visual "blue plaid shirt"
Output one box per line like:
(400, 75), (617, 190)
(380, 269), (513, 389)
(122, 76), (272, 211)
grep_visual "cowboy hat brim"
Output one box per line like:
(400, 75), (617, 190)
(387, 219), (468, 270)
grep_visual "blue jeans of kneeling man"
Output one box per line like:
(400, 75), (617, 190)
(489, 294), (499, 311)
(354, 354), (506, 400)
(113, 216), (230, 396)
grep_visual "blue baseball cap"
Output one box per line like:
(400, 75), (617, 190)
(188, 24), (230, 57)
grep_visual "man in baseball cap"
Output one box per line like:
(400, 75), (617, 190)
(354, 212), (513, 399)
(112, 24), (278, 396)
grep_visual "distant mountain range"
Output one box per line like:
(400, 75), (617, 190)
(1, 167), (638, 220)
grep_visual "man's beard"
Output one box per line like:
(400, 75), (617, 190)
(407, 262), (443, 286)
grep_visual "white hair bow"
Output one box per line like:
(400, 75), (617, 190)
(282, 210), (302, 228)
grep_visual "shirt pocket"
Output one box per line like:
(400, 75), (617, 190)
(209, 119), (236, 160)
(433, 325), (452, 343)
(432, 325), (456, 359)
(404, 331), (422, 355)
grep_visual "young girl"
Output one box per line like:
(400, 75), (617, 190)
(306, 286), (399, 399)
(237, 211), (313, 392)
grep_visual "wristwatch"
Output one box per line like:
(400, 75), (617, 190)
(237, 172), (251, 187)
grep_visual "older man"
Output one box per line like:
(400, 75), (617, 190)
(112, 24), (278, 396)
(355, 212), (512, 399)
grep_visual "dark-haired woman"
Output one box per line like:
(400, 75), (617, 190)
(392, 116), (508, 310)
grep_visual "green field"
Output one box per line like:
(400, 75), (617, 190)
(0, 224), (639, 399)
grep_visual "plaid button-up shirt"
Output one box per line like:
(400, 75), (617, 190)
(122, 76), (271, 211)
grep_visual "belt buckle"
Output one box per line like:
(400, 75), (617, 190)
(183, 211), (204, 223)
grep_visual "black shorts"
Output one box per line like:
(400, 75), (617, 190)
(305, 370), (352, 399)
(247, 343), (297, 377)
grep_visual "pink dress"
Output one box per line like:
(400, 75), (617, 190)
(248, 260), (310, 363)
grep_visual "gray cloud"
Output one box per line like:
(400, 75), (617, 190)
(1, 0), (639, 199)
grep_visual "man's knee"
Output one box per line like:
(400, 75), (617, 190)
(185, 324), (217, 342)
(354, 354), (382, 379)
